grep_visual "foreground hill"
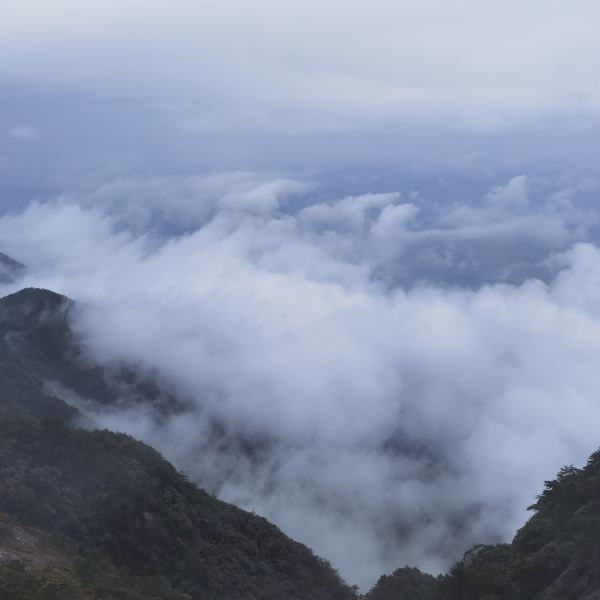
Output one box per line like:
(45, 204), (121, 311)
(0, 288), (355, 599)
(367, 453), (600, 600)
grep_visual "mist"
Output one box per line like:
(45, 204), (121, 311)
(0, 172), (599, 589)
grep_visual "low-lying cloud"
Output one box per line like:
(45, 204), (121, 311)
(2, 172), (600, 590)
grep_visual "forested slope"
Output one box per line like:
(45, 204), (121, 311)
(0, 288), (355, 600)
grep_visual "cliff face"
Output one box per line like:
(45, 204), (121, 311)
(0, 288), (355, 600)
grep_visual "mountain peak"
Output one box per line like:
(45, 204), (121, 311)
(0, 287), (70, 315)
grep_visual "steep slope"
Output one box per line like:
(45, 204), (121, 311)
(0, 288), (356, 600)
(366, 454), (600, 599)
(0, 287), (178, 412)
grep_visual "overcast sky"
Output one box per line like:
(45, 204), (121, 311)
(3, 1), (599, 118)
(2, 0), (600, 184)
(2, 0), (600, 592)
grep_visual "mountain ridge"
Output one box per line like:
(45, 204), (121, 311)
(0, 287), (356, 599)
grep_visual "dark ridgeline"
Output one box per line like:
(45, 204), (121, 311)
(0, 288), (355, 600)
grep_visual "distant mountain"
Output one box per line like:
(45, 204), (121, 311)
(0, 253), (25, 284)
(0, 288), (356, 600)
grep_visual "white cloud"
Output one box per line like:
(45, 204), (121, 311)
(485, 175), (529, 210)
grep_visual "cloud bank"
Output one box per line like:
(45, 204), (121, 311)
(1, 172), (600, 589)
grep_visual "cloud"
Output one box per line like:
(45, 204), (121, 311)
(1, 171), (600, 590)
(9, 125), (39, 141)
(484, 175), (529, 210)
(62, 172), (313, 233)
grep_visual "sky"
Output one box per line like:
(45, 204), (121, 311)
(2, 0), (600, 591)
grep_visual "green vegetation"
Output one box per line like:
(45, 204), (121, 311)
(0, 560), (89, 600)
(0, 417), (352, 599)
(365, 567), (437, 600)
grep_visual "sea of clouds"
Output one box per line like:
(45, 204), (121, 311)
(2, 0), (600, 588)
(1, 171), (600, 589)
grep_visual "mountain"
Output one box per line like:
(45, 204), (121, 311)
(366, 455), (600, 599)
(0, 288), (356, 600)
(0, 287), (178, 411)
(0, 253), (25, 284)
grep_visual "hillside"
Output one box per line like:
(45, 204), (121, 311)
(367, 454), (600, 599)
(0, 287), (179, 412)
(0, 288), (356, 600)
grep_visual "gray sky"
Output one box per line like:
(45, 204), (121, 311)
(3, 0), (599, 122)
